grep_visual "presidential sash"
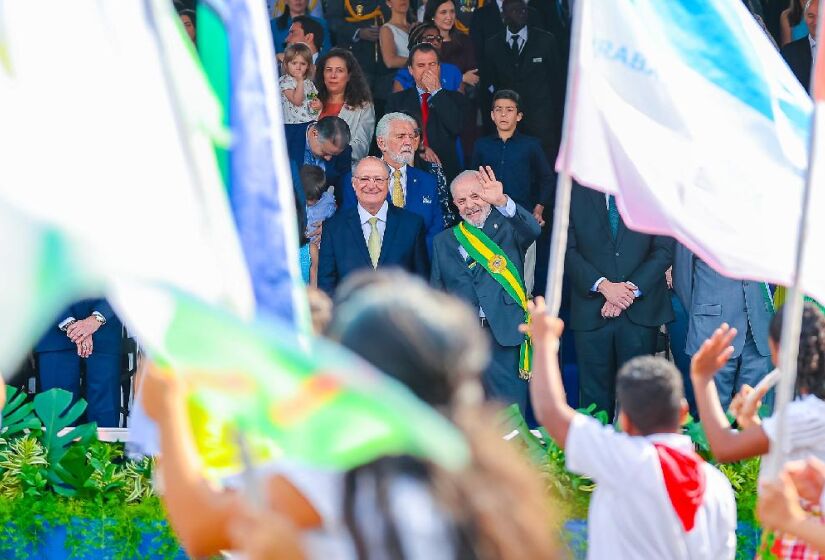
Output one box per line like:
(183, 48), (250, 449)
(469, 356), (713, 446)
(454, 221), (532, 379)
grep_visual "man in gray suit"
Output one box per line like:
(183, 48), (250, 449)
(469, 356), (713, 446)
(431, 166), (541, 414)
(673, 243), (774, 410)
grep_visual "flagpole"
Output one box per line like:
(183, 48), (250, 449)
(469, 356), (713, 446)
(544, 0), (584, 317)
(762, 18), (822, 481)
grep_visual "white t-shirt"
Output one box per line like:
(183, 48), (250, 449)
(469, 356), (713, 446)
(225, 460), (454, 560)
(761, 394), (825, 466)
(565, 414), (737, 560)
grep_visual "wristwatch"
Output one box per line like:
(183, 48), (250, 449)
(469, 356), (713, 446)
(91, 311), (107, 326)
(58, 317), (77, 332)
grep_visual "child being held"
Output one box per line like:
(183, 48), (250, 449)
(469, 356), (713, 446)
(280, 43), (322, 124)
(524, 296), (737, 559)
(691, 302), (825, 558)
(302, 165), (335, 244)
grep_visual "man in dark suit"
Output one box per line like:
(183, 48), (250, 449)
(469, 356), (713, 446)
(566, 184), (674, 419)
(284, 116), (352, 206)
(469, 0), (547, 70)
(34, 299), (124, 427)
(319, 156), (430, 294)
(781, 0), (818, 93)
(481, 0), (565, 160)
(385, 43), (466, 183)
(431, 166), (541, 415)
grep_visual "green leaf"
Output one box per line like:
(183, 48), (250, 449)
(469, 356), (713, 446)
(0, 387), (42, 438)
(33, 389), (97, 467)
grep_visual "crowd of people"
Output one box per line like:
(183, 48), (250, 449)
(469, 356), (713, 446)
(15, 0), (825, 557)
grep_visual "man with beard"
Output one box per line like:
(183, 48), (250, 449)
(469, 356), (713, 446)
(431, 166), (541, 415)
(344, 113), (443, 254)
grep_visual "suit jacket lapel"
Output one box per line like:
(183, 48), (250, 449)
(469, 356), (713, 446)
(378, 206), (400, 265)
(447, 221), (476, 281)
(587, 188), (612, 242)
(347, 210), (373, 266)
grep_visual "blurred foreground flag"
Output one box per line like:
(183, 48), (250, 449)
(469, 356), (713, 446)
(560, 0), (825, 302)
(0, 1), (253, 370)
(198, 0), (308, 326)
(117, 286), (469, 474)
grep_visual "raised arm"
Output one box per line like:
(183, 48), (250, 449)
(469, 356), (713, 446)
(690, 324), (770, 462)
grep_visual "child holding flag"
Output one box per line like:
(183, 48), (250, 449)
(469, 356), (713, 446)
(691, 302), (825, 558)
(523, 296), (736, 559)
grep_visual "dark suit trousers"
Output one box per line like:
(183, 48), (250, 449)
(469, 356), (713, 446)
(573, 315), (658, 419)
(483, 325), (529, 418)
(38, 349), (121, 427)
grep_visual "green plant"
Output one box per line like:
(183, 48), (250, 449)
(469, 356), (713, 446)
(0, 388), (181, 559)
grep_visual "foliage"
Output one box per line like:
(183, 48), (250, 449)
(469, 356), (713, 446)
(0, 388), (181, 559)
(503, 406), (765, 558)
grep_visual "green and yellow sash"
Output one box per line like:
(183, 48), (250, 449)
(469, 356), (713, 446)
(454, 221), (532, 379)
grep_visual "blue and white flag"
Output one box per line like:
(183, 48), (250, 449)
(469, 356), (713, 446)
(225, 0), (309, 327)
(559, 0), (825, 303)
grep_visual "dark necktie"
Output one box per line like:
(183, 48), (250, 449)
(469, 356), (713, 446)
(608, 195), (620, 240)
(420, 91), (431, 147)
(510, 35), (520, 56)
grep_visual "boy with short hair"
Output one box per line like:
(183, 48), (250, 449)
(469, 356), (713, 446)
(523, 297), (737, 559)
(471, 89), (554, 294)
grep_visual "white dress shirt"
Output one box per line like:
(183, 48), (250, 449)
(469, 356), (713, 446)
(810, 34), (817, 60)
(357, 201), (389, 245)
(505, 27), (528, 54)
(591, 194), (641, 296)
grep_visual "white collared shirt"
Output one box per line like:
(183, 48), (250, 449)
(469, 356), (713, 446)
(385, 162), (408, 200)
(505, 27), (528, 54)
(357, 201), (389, 245)
(810, 33), (817, 60)
(565, 414), (737, 560)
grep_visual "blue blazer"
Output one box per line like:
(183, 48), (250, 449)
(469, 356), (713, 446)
(35, 298), (123, 354)
(342, 165), (444, 255)
(318, 205), (430, 294)
(284, 122), (352, 206)
(673, 243), (772, 359)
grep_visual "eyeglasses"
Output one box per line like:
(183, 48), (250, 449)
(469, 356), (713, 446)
(355, 176), (389, 185)
(421, 34), (443, 43)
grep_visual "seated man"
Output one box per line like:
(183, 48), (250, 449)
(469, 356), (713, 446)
(34, 299), (124, 427)
(318, 156), (429, 294)
(284, 116), (352, 206)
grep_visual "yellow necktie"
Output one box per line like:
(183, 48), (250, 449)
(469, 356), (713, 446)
(391, 169), (405, 207)
(367, 216), (381, 268)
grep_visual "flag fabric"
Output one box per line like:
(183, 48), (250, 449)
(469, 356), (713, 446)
(559, 0), (825, 303)
(0, 0), (253, 371)
(115, 285), (470, 474)
(199, 0), (308, 327)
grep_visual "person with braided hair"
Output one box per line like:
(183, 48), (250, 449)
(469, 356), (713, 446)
(691, 302), (825, 558)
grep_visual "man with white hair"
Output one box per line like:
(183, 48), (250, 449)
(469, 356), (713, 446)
(344, 113), (443, 254)
(431, 166), (541, 415)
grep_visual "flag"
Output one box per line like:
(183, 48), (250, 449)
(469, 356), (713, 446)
(559, 0), (825, 303)
(0, 1), (253, 369)
(116, 285), (470, 473)
(199, 0), (308, 327)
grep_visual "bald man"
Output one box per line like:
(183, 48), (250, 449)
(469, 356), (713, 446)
(318, 157), (430, 294)
(431, 166), (541, 415)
